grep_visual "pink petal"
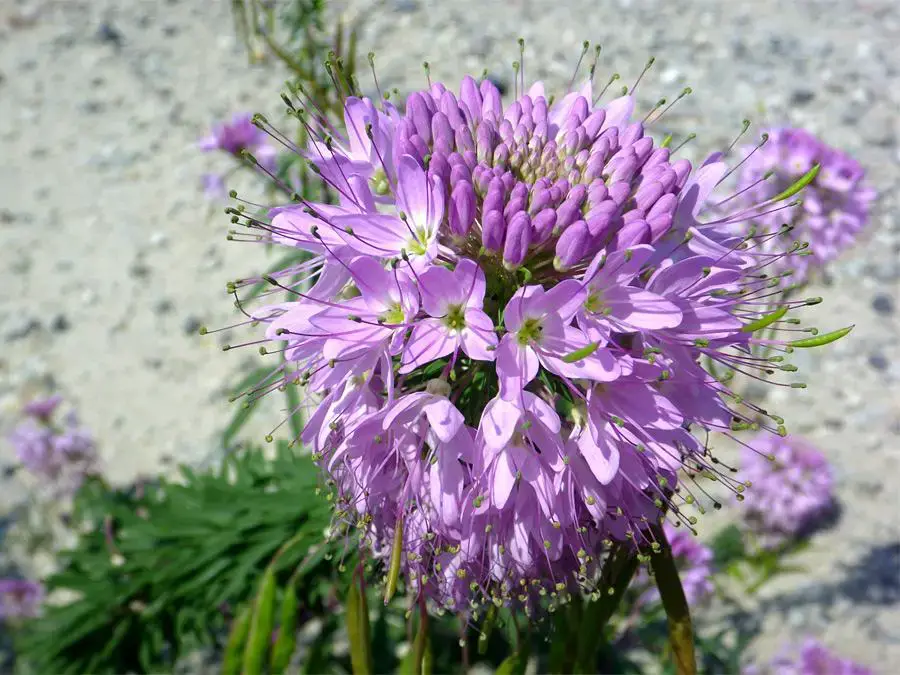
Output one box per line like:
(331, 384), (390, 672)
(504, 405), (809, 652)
(532, 279), (586, 321)
(577, 426), (620, 484)
(423, 398), (465, 443)
(523, 392), (561, 433)
(480, 396), (522, 450)
(349, 256), (394, 307)
(419, 265), (457, 316)
(460, 309), (498, 361)
(399, 319), (456, 374)
(603, 287), (683, 329)
(540, 328), (620, 383)
(330, 213), (409, 256)
(502, 285), (543, 330)
(382, 392), (431, 430)
(396, 155), (429, 228)
(496, 335), (539, 401)
(455, 258), (486, 308)
(492, 450), (518, 509)
(600, 95), (635, 131)
(674, 157), (728, 226)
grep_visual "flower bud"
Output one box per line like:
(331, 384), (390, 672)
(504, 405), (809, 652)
(503, 212), (532, 269)
(482, 209), (506, 251)
(554, 220), (590, 270)
(449, 181), (476, 236)
(407, 93), (433, 145)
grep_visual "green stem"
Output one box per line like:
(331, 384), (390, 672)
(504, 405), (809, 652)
(574, 545), (639, 671)
(412, 593), (429, 675)
(651, 525), (697, 675)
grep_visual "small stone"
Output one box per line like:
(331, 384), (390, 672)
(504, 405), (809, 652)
(78, 100), (105, 114)
(872, 293), (895, 315)
(790, 88), (815, 105)
(868, 352), (889, 372)
(154, 299), (175, 315)
(96, 22), (124, 48)
(50, 314), (71, 332)
(149, 232), (168, 248)
(129, 259), (152, 279)
(4, 316), (40, 341)
(0, 209), (16, 224)
(183, 316), (203, 335)
(392, 0), (419, 11)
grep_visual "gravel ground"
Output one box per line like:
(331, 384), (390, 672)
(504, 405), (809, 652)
(1, 0), (898, 671)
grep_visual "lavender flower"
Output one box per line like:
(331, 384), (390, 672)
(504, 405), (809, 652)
(199, 112), (277, 172)
(0, 578), (43, 620)
(749, 638), (873, 675)
(8, 397), (97, 487)
(736, 127), (876, 285)
(218, 49), (847, 613)
(739, 433), (836, 546)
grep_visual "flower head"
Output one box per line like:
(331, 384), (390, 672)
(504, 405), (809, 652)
(199, 112), (278, 172)
(751, 638), (873, 675)
(739, 433), (836, 547)
(0, 578), (43, 620)
(8, 396), (97, 488)
(220, 48), (847, 614)
(736, 127), (876, 284)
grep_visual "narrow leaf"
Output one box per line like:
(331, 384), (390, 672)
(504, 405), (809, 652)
(270, 586), (299, 674)
(222, 604), (252, 675)
(652, 527), (697, 675)
(384, 518), (403, 605)
(769, 163), (820, 202)
(575, 545), (638, 671)
(242, 569), (277, 675)
(478, 604), (497, 655)
(411, 600), (429, 675)
(346, 571), (373, 675)
(741, 306), (788, 333)
(789, 325), (853, 348)
(562, 341), (600, 363)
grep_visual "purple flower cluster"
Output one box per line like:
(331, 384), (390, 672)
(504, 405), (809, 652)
(736, 127), (876, 285)
(199, 113), (278, 199)
(746, 638), (873, 675)
(0, 578), (43, 620)
(739, 433), (836, 546)
(635, 522), (714, 608)
(221, 62), (837, 612)
(8, 395), (97, 487)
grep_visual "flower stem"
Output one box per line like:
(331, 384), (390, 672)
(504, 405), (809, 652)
(651, 525), (697, 675)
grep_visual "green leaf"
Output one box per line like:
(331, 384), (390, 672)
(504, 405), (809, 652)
(222, 604), (252, 675)
(495, 646), (530, 675)
(709, 524), (747, 567)
(384, 517), (403, 605)
(562, 341), (601, 363)
(741, 306), (788, 333)
(652, 527), (697, 675)
(270, 585), (299, 674)
(789, 325), (853, 348)
(242, 568), (277, 675)
(346, 571), (373, 675)
(574, 545), (639, 672)
(769, 163), (820, 202)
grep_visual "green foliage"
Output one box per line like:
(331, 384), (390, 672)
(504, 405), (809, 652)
(14, 442), (345, 674)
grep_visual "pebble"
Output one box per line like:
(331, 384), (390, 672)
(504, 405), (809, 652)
(871, 293), (895, 315)
(3, 316), (40, 342)
(50, 314), (71, 333)
(182, 316), (203, 335)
